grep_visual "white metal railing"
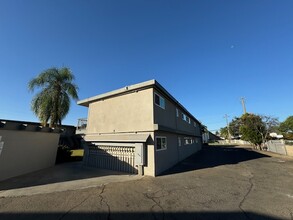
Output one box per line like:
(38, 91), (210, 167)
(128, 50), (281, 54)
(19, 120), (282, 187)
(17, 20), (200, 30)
(85, 144), (137, 174)
(77, 118), (87, 131)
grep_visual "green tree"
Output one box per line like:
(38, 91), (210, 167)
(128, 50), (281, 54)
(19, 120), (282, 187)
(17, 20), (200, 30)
(220, 127), (229, 139)
(258, 115), (279, 143)
(279, 116), (293, 139)
(240, 113), (264, 148)
(219, 117), (241, 140)
(28, 67), (79, 127)
(229, 117), (241, 138)
(219, 114), (279, 149)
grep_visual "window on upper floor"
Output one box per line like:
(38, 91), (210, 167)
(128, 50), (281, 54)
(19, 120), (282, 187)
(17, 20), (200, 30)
(182, 113), (186, 121)
(176, 108), (179, 117)
(156, 136), (167, 151)
(154, 93), (165, 109)
(194, 121), (197, 127)
(186, 116), (191, 124)
(182, 113), (191, 124)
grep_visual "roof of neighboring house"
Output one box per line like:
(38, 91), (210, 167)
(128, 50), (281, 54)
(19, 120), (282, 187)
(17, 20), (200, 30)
(78, 79), (202, 125)
(0, 119), (76, 134)
(208, 131), (222, 140)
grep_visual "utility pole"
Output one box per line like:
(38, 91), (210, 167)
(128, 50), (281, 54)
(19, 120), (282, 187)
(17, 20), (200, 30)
(241, 97), (247, 114)
(224, 114), (231, 142)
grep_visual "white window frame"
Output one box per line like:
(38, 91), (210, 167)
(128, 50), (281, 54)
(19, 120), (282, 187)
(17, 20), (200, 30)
(154, 93), (165, 109)
(156, 136), (167, 151)
(184, 137), (193, 145)
(176, 108), (179, 117)
(182, 113), (186, 121)
(182, 112), (191, 124)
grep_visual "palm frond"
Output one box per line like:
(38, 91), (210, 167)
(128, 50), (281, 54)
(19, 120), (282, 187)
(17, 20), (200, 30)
(59, 67), (74, 82)
(59, 93), (70, 121)
(63, 82), (79, 100)
(28, 66), (79, 127)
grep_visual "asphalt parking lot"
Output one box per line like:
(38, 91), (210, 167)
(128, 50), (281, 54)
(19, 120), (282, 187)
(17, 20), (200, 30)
(0, 145), (293, 220)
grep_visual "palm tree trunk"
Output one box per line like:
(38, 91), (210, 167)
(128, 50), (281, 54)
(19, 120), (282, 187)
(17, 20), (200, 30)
(51, 85), (61, 128)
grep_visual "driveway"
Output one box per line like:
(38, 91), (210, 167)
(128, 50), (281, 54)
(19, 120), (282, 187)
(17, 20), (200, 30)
(0, 145), (293, 220)
(0, 161), (141, 197)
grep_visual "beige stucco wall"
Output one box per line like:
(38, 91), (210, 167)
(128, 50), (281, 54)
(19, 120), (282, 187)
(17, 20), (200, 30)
(177, 135), (202, 161)
(152, 90), (203, 176)
(81, 85), (203, 177)
(153, 90), (177, 129)
(154, 132), (179, 176)
(154, 131), (202, 176)
(0, 130), (60, 181)
(87, 88), (154, 134)
(153, 89), (201, 136)
(143, 132), (155, 176)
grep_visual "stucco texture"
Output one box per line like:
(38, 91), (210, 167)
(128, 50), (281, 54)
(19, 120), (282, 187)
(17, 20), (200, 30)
(0, 130), (60, 181)
(87, 89), (154, 134)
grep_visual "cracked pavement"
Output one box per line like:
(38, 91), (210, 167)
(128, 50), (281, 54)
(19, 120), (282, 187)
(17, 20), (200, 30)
(0, 145), (293, 220)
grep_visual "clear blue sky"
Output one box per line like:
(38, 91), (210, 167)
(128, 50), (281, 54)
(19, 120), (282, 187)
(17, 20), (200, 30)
(0, 0), (292, 132)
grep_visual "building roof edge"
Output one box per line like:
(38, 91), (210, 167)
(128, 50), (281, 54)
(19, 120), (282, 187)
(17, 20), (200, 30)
(77, 79), (202, 125)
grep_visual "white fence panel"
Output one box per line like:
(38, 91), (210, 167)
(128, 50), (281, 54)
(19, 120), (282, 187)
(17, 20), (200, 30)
(84, 143), (137, 174)
(266, 140), (287, 155)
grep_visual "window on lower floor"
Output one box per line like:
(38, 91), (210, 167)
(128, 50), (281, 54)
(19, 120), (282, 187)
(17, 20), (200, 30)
(184, 137), (194, 145)
(156, 136), (167, 151)
(178, 137), (181, 146)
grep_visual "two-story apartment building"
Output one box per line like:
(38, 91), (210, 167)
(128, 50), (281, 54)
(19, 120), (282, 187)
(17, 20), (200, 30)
(77, 80), (202, 176)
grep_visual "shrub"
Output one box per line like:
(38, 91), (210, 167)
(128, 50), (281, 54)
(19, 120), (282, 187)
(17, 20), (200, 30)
(55, 145), (72, 164)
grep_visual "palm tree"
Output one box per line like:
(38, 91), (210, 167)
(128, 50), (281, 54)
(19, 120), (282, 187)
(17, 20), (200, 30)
(28, 67), (79, 127)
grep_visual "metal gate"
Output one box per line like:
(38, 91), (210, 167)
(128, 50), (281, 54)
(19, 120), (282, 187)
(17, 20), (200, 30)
(84, 143), (137, 174)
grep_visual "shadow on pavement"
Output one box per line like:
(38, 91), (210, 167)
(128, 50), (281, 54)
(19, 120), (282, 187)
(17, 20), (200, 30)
(0, 211), (279, 220)
(161, 145), (271, 176)
(0, 161), (129, 191)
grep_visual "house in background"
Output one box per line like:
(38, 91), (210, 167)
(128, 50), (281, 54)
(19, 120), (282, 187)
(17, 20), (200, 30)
(77, 80), (203, 176)
(202, 131), (222, 144)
